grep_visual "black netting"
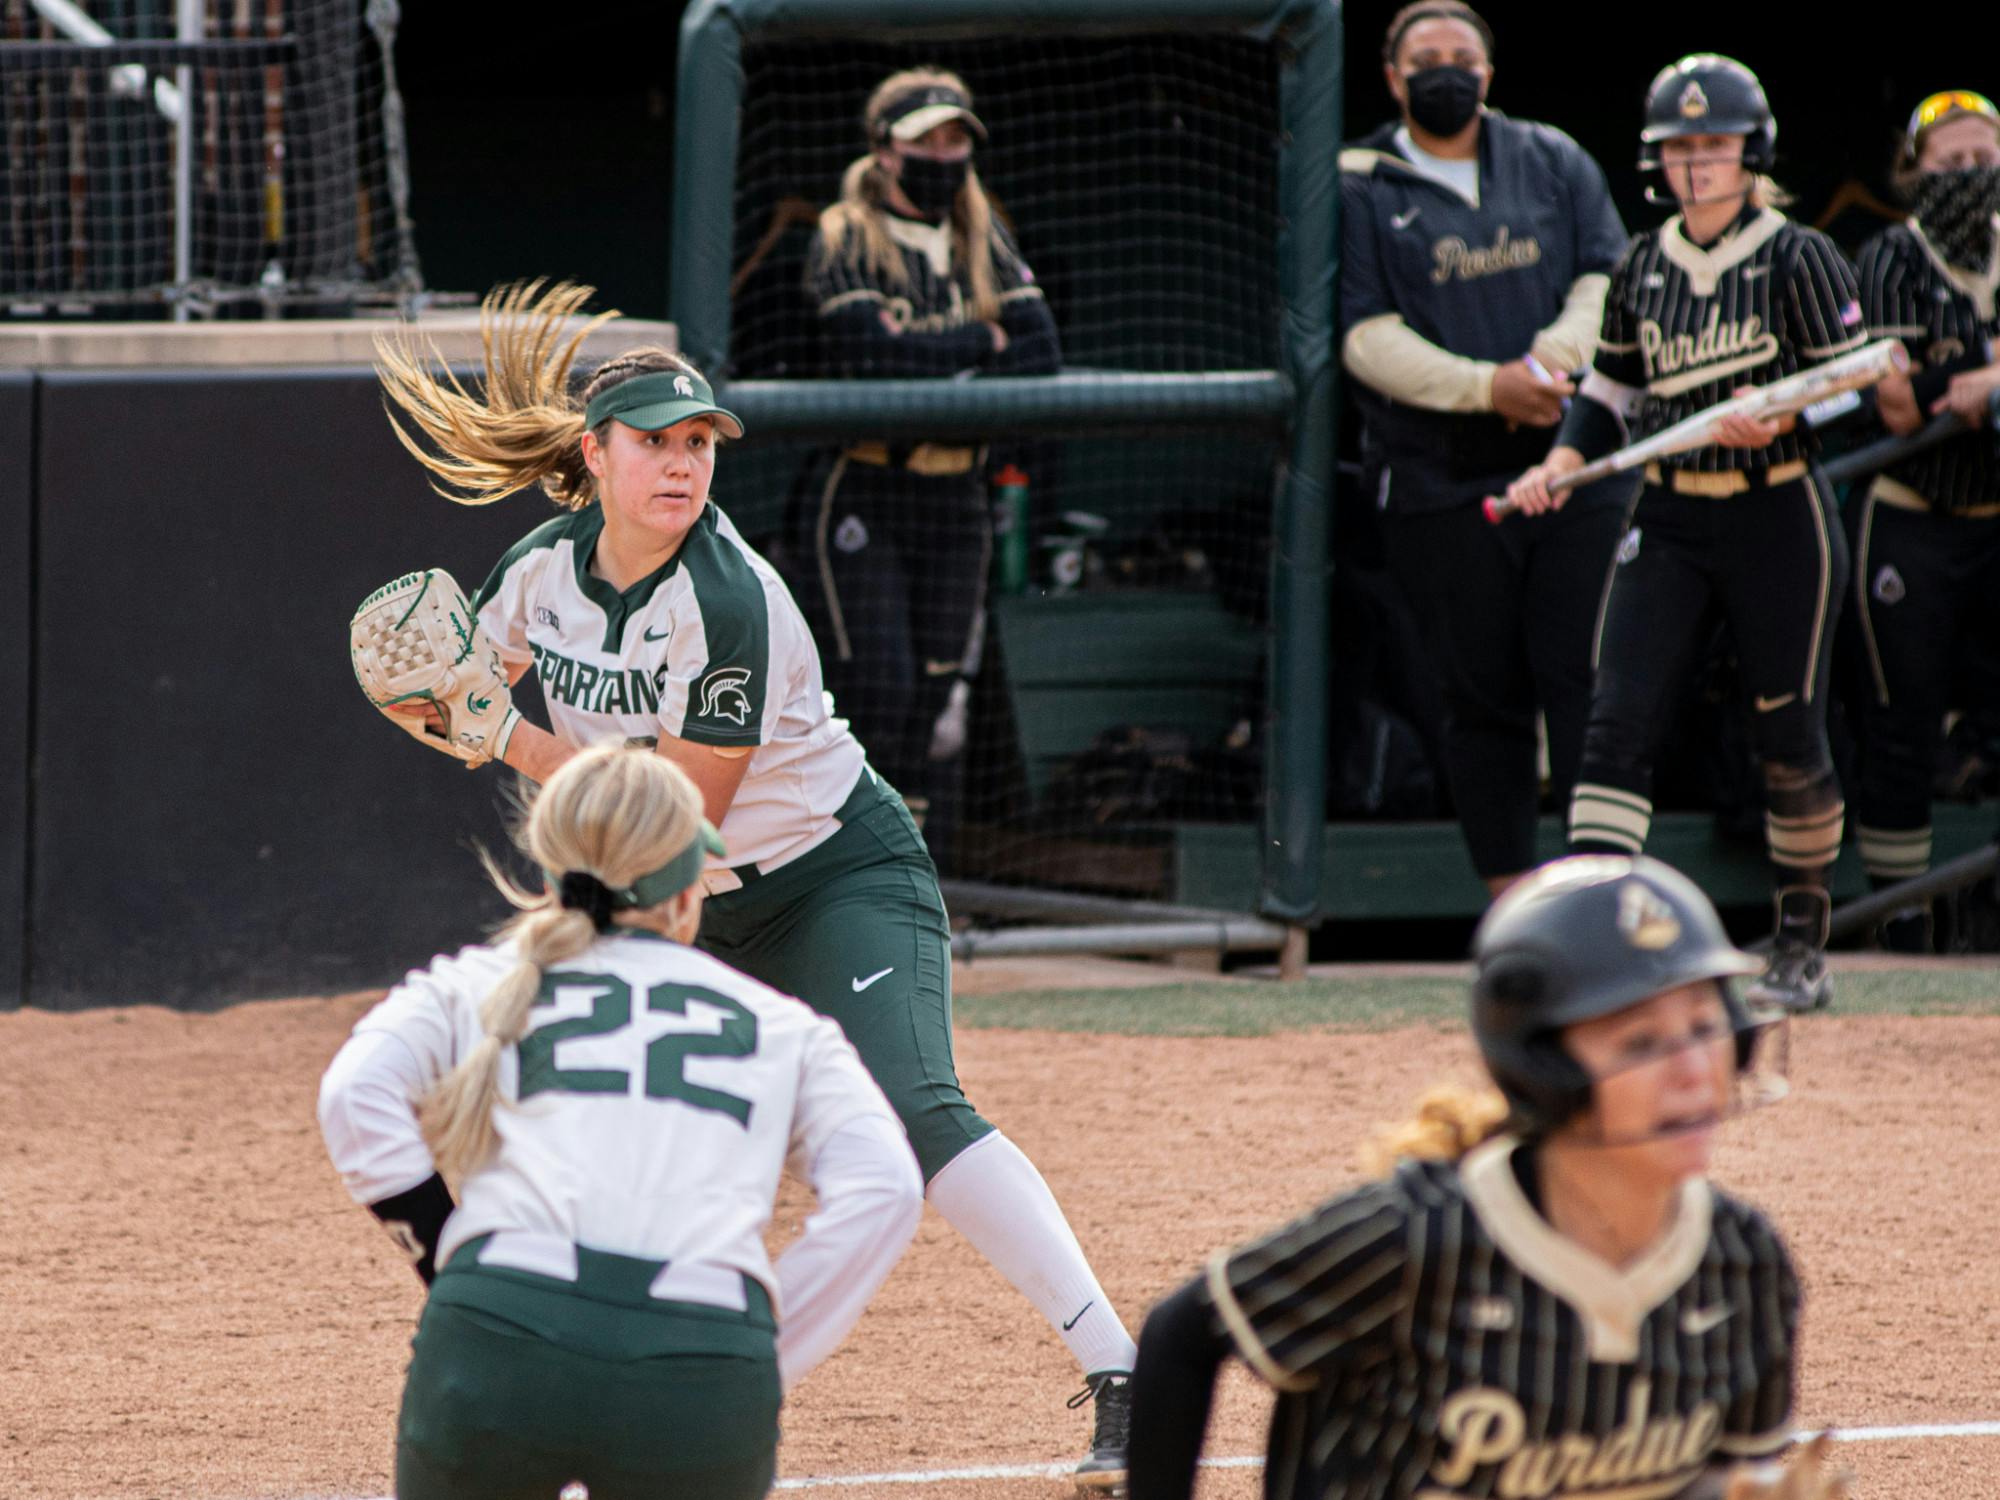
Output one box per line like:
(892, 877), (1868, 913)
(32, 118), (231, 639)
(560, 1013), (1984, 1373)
(1, 0), (419, 314)
(729, 34), (1282, 380)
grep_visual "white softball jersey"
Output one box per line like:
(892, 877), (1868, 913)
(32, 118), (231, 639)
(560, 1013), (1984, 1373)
(473, 502), (869, 871)
(319, 930), (922, 1388)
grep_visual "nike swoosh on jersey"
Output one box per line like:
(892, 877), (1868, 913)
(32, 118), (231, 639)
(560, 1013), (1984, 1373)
(852, 967), (895, 992)
(644, 626), (671, 641)
(1742, 265), (1772, 280)
(1754, 693), (1797, 713)
(1391, 207), (1421, 230)
(1682, 1303), (1733, 1335)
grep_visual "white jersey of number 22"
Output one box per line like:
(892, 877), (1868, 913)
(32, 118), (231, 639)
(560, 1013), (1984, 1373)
(319, 930), (919, 1387)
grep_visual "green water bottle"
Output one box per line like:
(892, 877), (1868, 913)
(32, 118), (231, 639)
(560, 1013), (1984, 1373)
(992, 464), (1031, 595)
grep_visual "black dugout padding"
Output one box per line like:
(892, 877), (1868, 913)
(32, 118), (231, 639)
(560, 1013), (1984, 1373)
(0, 374), (32, 1010)
(31, 368), (551, 1009)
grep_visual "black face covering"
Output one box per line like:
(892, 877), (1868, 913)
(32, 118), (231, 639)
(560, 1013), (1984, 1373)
(896, 155), (969, 222)
(1403, 66), (1484, 138)
(1908, 164), (2000, 271)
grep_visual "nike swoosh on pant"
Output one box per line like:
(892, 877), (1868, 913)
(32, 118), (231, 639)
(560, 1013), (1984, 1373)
(852, 967), (895, 992)
(1063, 1300), (1095, 1331)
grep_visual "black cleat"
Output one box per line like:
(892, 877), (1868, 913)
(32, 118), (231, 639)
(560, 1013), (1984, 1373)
(1744, 939), (1832, 1013)
(1069, 1371), (1131, 1494)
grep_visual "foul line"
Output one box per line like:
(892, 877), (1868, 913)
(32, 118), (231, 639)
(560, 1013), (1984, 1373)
(767, 1423), (2000, 1490)
(308, 1421), (2000, 1499)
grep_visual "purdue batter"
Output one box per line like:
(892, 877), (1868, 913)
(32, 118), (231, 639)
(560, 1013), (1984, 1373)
(1850, 90), (2000, 949)
(1127, 856), (1846, 1500)
(1342, 1), (1631, 897)
(319, 745), (922, 1498)
(366, 283), (1136, 1488)
(1507, 56), (1867, 1012)
(791, 68), (1058, 855)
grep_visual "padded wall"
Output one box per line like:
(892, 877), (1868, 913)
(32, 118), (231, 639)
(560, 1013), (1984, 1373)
(0, 374), (32, 1009)
(31, 368), (553, 1008)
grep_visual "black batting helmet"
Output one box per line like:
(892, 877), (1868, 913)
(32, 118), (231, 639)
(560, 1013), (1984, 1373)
(1470, 856), (1763, 1136)
(1639, 54), (1776, 172)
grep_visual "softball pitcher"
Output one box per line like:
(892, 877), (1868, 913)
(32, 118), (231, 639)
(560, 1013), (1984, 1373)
(355, 282), (1136, 1487)
(318, 745), (923, 1499)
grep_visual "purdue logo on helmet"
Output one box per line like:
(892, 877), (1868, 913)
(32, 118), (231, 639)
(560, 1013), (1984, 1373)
(1639, 54), (1776, 174)
(1470, 856), (1765, 1134)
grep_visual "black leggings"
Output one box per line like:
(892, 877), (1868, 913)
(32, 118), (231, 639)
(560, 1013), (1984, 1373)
(1849, 491), (2000, 881)
(1570, 472), (1848, 879)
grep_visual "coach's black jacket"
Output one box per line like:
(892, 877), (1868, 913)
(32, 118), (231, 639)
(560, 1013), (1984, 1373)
(1341, 111), (1628, 510)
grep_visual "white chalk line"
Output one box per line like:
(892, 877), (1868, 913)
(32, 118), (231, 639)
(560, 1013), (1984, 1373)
(313, 1421), (2000, 1499)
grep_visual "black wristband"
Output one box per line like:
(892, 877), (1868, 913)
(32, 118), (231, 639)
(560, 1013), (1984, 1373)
(367, 1172), (455, 1286)
(1556, 392), (1626, 465)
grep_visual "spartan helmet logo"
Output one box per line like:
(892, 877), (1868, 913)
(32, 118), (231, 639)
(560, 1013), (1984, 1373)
(673, 374), (695, 399)
(698, 667), (755, 725)
(1679, 81), (1710, 119)
(1617, 881), (1682, 951)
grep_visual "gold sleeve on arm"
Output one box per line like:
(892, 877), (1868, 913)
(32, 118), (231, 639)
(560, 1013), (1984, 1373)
(1530, 272), (1611, 377)
(1342, 313), (1497, 413)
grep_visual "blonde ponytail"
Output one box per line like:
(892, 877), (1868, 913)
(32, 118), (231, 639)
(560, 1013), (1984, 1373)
(1359, 1084), (1512, 1176)
(418, 744), (712, 1181)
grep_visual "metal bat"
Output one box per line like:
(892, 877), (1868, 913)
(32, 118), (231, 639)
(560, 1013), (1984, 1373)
(1483, 338), (1911, 523)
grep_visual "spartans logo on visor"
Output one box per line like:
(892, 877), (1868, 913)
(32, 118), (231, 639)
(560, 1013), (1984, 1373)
(699, 667), (755, 725)
(674, 375), (694, 399)
(1618, 881), (1682, 950)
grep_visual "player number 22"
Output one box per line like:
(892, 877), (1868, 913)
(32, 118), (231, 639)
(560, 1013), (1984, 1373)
(517, 973), (759, 1126)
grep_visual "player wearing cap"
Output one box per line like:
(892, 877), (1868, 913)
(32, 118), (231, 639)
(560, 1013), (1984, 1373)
(367, 284), (1136, 1489)
(1341, 2), (1633, 899)
(1505, 56), (1869, 1012)
(319, 744), (924, 1499)
(791, 68), (1059, 858)
(1125, 855), (1845, 1500)
(1850, 90), (2000, 948)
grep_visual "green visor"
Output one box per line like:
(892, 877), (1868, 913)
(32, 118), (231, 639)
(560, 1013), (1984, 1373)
(584, 368), (744, 440)
(548, 819), (728, 915)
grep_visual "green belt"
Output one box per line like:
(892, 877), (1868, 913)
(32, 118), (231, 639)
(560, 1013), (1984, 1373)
(437, 1235), (776, 1362)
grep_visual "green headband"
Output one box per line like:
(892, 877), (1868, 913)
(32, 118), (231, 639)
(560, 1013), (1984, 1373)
(546, 819), (727, 915)
(584, 369), (745, 440)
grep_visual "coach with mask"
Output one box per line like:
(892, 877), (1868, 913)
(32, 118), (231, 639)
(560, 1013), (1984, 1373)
(1342, 0), (1629, 898)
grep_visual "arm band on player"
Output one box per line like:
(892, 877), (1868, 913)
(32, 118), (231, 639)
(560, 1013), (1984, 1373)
(1556, 389), (1628, 464)
(1126, 1276), (1233, 1500)
(366, 1171), (455, 1286)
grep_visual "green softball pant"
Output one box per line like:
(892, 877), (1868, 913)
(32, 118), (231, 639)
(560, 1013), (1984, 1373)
(699, 772), (993, 1182)
(396, 1242), (780, 1500)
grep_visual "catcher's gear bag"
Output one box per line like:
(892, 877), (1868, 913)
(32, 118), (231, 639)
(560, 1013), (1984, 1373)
(350, 569), (522, 768)
(1639, 54), (1776, 171)
(1470, 855), (1764, 1134)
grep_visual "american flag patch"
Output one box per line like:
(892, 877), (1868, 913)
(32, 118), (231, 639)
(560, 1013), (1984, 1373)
(1840, 300), (1863, 326)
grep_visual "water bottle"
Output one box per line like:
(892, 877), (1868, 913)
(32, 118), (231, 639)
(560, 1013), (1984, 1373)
(992, 464), (1030, 595)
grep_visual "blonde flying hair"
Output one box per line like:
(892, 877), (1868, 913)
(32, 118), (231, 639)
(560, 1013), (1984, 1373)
(421, 744), (709, 1180)
(816, 67), (1004, 323)
(374, 279), (709, 511)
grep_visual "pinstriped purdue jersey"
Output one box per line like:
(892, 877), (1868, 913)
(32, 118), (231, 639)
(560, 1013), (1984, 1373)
(807, 211), (1044, 367)
(1855, 222), (2000, 511)
(1591, 207), (1867, 475)
(1205, 1138), (1798, 1499)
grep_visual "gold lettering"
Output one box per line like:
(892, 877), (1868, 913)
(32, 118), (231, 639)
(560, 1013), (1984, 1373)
(1430, 227), (1545, 285)
(1638, 307), (1780, 383)
(1434, 1389), (1527, 1486)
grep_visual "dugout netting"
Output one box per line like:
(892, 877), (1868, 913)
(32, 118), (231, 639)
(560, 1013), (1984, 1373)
(677, 0), (1338, 924)
(1, 0), (420, 316)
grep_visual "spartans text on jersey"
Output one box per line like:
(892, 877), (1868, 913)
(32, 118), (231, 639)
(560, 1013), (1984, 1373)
(530, 641), (669, 716)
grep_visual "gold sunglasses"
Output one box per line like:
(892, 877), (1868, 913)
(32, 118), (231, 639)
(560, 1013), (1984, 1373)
(1906, 89), (2000, 140)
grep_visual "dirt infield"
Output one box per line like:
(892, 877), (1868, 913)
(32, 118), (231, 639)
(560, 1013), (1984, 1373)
(4, 969), (1998, 1499)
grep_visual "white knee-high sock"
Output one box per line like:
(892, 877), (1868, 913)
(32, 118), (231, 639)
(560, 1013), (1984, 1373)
(924, 1131), (1137, 1376)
